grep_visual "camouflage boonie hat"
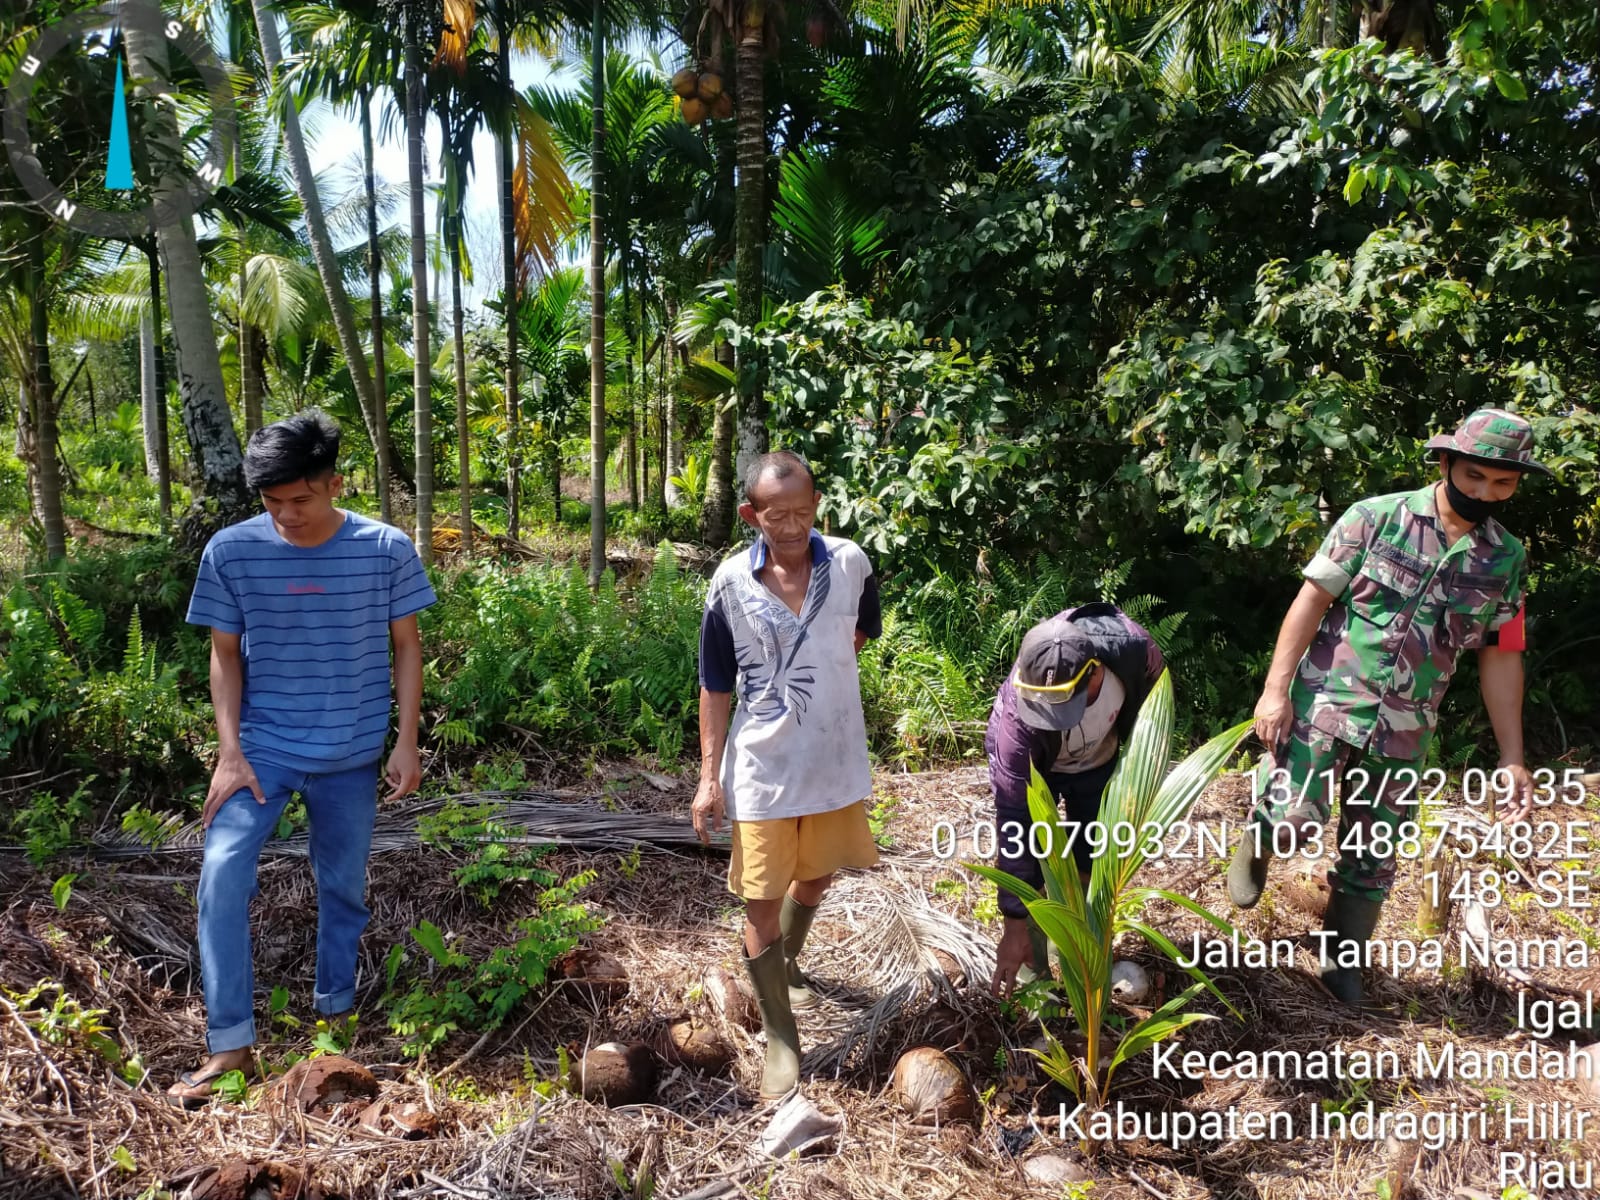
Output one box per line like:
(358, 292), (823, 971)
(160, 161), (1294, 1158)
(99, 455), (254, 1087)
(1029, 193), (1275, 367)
(1424, 407), (1552, 476)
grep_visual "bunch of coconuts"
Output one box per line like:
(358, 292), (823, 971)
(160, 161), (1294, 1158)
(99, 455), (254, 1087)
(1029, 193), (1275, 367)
(672, 66), (733, 125)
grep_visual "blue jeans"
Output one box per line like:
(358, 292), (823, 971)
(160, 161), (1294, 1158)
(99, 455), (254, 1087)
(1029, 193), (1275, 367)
(197, 758), (379, 1053)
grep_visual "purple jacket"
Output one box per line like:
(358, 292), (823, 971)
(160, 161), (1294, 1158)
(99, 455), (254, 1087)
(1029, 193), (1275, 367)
(984, 603), (1165, 918)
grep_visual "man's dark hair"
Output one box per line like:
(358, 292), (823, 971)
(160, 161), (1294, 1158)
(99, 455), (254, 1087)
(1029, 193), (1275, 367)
(742, 449), (816, 505)
(244, 410), (342, 491)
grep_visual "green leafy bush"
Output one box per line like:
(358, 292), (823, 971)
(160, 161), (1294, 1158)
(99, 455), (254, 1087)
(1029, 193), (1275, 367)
(381, 874), (602, 1057)
(423, 545), (703, 763)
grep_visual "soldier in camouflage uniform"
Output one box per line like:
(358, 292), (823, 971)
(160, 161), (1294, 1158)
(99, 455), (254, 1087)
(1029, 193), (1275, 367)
(1227, 409), (1549, 1005)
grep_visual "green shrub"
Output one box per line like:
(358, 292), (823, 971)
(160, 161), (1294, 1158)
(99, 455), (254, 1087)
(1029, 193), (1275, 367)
(422, 544), (703, 763)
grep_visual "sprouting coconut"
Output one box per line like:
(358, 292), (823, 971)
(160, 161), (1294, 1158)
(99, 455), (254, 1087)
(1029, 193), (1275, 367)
(575, 1042), (657, 1106)
(711, 92), (734, 121)
(891, 1047), (976, 1125)
(681, 96), (708, 126)
(1110, 960), (1151, 1005)
(671, 67), (698, 98)
(696, 72), (724, 103)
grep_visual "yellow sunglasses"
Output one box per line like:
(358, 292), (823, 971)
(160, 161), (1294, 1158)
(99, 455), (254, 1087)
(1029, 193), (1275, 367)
(1013, 657), (1099, 697)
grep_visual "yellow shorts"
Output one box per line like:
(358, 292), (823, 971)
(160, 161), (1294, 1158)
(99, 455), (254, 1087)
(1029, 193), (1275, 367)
(728, 801), (881, 900)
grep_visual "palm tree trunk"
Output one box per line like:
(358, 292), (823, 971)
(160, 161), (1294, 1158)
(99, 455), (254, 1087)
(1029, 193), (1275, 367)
(125, 11), (249, 536)
(140, 308), (160, 476)
(496, 19), (521, 539)
(406, 3), (434, 564)
(24, 234), (67, 560)
(250, 0), (386, 495)
(624, 342), (638, 512)
(654, 326), (666, 511)
(587, 0), (607, 587)
(236, 137), (262, 438)
(663, 292), (679, 507)
(733, 5), (768, 488)
(360, 85), (396, 524)
(144, 243), (172, 527)
(701, 337), (735, 546)
(449, 204), (472, 555)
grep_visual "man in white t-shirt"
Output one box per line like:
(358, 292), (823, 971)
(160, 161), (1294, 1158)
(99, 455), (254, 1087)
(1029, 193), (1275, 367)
(985, 605), (1165, 997)
(692, 451), (882, 1099)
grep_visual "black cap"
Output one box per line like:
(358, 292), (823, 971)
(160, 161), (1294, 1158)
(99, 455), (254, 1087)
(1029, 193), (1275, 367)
(1012, 616), (1098, 732)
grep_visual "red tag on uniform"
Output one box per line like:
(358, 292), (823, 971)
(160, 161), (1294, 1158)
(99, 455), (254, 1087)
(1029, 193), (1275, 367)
(1496, 606), (1526, 652)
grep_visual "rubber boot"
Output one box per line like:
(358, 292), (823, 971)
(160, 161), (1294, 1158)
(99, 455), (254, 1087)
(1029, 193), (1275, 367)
(1227, 821), (1269, 909)
(779, 894), (820, 1009)
(1319, 890), (1384, 1007)
(743, 939), (802, 1099)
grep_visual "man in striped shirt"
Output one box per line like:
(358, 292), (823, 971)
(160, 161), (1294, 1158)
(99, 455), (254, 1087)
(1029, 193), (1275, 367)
(168, 410), (434, 1107)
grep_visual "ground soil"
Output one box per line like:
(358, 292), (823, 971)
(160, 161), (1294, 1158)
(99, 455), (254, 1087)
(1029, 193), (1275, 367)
(2, 764), (1598, 1200)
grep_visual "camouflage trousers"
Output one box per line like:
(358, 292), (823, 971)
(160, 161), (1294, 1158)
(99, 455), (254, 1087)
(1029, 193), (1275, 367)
(1249, 714), (1421, 903)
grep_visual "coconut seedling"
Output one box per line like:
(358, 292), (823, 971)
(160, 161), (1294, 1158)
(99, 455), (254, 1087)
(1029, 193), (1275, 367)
(969, 671), (1253, 1141)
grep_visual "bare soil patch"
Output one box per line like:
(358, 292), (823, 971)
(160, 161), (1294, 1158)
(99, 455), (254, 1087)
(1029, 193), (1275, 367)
(2, 768), (1597, 1199)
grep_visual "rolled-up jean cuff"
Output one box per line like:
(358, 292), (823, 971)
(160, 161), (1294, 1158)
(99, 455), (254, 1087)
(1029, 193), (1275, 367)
(206, 1016), (256, 1054)
(314, 987), (356, 1016)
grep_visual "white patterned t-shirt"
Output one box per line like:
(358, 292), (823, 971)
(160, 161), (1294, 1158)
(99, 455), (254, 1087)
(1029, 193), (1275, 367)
(698, 532), (881, 821)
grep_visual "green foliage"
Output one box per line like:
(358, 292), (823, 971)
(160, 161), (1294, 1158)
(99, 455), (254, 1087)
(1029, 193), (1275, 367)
(13, 779), (94, 865)
(7, 981), (140, 1083)
(418, 799), (561, 908)
(381, 870), (602, 1057)
(423, 547), (703, 764)
(969, 672), (1253, 1112)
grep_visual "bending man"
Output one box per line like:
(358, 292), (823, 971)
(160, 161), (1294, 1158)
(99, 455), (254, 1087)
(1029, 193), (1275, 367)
(986, 603), (1165, 997)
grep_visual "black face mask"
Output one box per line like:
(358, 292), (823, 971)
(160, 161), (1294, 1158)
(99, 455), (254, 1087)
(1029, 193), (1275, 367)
(1445, 462), (1508, 525)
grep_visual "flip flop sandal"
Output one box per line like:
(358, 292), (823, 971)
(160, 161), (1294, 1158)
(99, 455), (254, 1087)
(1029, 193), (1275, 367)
(165, 1068), (235, 1111)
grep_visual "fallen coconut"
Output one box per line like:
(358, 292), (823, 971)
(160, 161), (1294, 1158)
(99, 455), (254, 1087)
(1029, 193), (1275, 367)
(671, 67), (699, 98)
(576, 1042), (657, 1106)
(1110, 960), (1151, 1005)
(273, 1055), (378, 1113)
(357, 1098), (441, 1140)
(696, 71), (724, 102)
(1284, 868), (1333, 918)
(554, 946), (630, 1003)
(891, 1046), (976, 1125)
(704, 965), (761, 1031)
(190, 1160), (323, 1200)
(667, 1019), (734, 1073)
(681, 96), (708, 126)
(1023, 1154), (1090, 1186)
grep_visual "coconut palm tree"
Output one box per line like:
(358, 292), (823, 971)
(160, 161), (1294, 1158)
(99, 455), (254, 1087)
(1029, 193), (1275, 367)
(122, 6), (252, 532)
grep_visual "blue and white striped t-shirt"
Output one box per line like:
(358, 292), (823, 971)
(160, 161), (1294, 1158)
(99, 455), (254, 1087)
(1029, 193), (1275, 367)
(186, 511), (436, 773)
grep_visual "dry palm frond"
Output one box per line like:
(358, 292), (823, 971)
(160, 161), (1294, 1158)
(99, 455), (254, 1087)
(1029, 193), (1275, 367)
(87, 792), (728, 861)
(434, 0), (476, 73)
(801, 867), (994, 1079)
(513, 96), (577, 287)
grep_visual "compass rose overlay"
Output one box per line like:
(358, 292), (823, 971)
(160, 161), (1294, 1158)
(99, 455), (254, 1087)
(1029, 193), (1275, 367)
(3, 0), (237, 239)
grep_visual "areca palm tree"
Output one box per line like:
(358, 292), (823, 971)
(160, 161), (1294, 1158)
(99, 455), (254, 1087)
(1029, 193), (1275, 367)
(251, 0), (396, 518)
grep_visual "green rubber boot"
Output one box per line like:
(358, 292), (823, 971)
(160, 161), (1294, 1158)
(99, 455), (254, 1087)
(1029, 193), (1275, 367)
(779, 895), (820, 1009)
(1320, 890), (1384, 1007)
(1227, 822), (1269, 909)
(743, 939), (802, 1099)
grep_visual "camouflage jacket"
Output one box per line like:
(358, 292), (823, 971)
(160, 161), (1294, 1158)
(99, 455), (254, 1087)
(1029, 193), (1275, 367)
(1293, 483), (1527, 761)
